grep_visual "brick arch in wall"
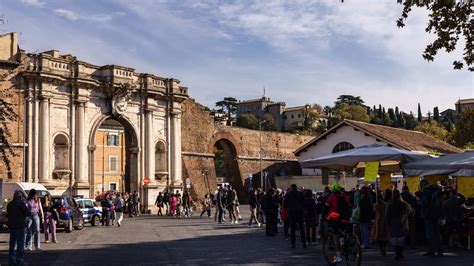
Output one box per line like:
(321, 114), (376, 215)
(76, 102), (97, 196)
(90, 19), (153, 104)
(208, 131), (245, 201)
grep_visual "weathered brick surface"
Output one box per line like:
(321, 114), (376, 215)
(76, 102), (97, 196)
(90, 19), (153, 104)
(181, 99), (312, 202)
(0, 66), (25, 182)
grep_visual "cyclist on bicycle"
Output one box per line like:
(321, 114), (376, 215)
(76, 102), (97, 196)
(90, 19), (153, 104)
(323, 183), (351, 263)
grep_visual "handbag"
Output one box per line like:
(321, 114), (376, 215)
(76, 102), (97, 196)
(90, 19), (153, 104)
(352, 206), (361, 221)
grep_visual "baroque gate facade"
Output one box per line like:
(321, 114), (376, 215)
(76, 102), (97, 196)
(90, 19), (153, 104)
(14, 47), (187, 211)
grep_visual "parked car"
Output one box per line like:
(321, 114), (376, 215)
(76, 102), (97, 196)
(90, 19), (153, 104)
(1, 182), (50, 231)
(51, 195), (84, 233)
(76, 198), (102, 226)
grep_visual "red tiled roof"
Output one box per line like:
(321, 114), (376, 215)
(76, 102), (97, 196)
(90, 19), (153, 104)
(295, 119), (462, 155)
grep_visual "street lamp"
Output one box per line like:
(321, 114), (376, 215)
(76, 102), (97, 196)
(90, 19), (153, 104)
(259, 120), (266, 191)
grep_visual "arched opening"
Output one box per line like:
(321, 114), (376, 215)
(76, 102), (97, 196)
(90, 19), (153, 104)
(155, 141), (167, 180)
(90, 117), (138, 194)
(332, 141), (355, 154)
(52, 133), (70, 180)
(213, 139), (244, 201)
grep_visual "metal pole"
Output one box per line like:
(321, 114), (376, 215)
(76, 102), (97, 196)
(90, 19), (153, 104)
(102, 132), (106, 192)
(259, 122), (263, 191)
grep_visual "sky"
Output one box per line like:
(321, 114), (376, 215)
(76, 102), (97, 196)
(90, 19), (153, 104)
(1, 0), (473, 114)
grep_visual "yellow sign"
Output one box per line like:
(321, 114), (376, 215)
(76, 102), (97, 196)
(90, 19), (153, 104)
(457, 177), (474, 198)
(425, 175), (449, 184)
(380, 174), (392, 191)
(365, 162), (379, 182)
(406, 176), (420, 193)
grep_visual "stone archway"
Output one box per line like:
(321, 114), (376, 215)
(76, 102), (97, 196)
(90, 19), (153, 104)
(88, 114), (139, 197)
(213, 138), (245, 202)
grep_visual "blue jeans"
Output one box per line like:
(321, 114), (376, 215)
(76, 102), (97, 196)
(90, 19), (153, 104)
(9, 228), (25, 265)
(360, 222), (370, 247)
(218, 206), (224, 223)
(25, 214), (40, 249)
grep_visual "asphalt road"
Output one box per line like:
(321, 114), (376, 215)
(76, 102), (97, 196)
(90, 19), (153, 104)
(0, 208), (473, 265)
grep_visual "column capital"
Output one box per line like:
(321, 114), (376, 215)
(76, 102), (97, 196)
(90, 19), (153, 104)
(87, 145), (96, 152)
(130, 147), (140, 154)
(39, 94), (53, 101)
(75, 99), (87, 106)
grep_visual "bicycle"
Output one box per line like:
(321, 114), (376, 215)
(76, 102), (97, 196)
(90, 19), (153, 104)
(322, 220), (362, 266)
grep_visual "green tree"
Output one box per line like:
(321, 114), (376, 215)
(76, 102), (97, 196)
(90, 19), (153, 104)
(415, 121), (449, 141)
(261, 113), (277, 131)
(417, 103), (422, 122)
(388, 108), (396, 127)
(303, 107), (319, 131)
(215, 97), (238, 126)
(452, 109), (474, 147)
(333, 103), (370, 123)
(236, 114), (259, 130)
(403, 112), (418, 130)
(397, 0), (473, 71)
(0, 89), (17, 179)
(433, 106), (440, 123)
(334, 95), (365, 107)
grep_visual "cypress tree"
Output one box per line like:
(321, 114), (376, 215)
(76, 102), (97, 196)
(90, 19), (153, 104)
(433, 106), (440, 123)
(417, 103), (422, 122)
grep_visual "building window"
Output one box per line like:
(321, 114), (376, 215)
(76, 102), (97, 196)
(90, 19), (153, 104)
(109, 156), (118, 172)
(291, 115), (294, 119)
(332, 142), (355, 154)
(107, 134), (119, 146)
(298, 114), (301, 118)
(109, 182), (117, 191)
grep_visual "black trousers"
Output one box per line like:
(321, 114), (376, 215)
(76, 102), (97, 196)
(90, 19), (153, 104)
(289, 211), (305, 247)
(266, 211), (277, 236)
(305, 217), (317, 243)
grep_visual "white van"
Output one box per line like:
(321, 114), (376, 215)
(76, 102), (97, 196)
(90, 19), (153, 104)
(1, 182), (49, 202)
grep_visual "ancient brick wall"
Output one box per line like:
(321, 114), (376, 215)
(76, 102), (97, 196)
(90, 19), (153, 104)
(181, 99), (312, 203)
(0, 62), (26, 182)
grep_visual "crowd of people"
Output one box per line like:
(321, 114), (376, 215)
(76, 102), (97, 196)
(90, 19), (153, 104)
(240, 179), (470, 263)
(154, 190), (194, 218)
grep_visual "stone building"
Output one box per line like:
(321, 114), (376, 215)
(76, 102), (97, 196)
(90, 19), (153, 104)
(93, 118), (126, 193)
(0, 32), (187, 211)
(455, 98), (474, 113)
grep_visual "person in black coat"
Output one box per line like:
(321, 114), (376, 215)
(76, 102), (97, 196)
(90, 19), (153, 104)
(303, 189), (318, 245)
(264, 189), (279, 236)
(8, 190), (31, 266)
(284, 184), (306, 248)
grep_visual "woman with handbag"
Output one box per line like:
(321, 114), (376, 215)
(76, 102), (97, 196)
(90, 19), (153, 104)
(386, 189), (413, 261)
(25, 189), (43, 251)
(42, 195), (58, 243)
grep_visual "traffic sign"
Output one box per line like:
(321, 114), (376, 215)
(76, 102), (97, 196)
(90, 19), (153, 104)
(144, 177), (151, 185)
(248, 174), (253, 181)
(186, 184), (191, 189)
(185, 178), (191, 185)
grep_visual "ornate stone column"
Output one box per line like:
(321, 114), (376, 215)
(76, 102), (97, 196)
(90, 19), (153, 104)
(170, 108), (182, 190)
(38, 95), (51, 183)
(74, 99), (89, 194)
(26, 92), (34, 183)
(145, 109), (155, 181)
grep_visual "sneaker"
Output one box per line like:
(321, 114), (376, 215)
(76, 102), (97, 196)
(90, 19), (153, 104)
(27, 247), (33, 251)
(35, 247), (42, 251)
(334, 257), (343, 263)
(234, 220), (239, 224)
(257, 223), (262, 228)
(45, 240), (50, 243)
(53, 240), (59, 243)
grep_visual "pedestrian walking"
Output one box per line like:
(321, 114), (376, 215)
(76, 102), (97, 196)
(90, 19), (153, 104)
(401, 186), (417, 248)
(25, 189), (43, 251)
(442, 190), (465, 248)
(248, 189), (261, 227)
(163, 190), (170, 216)
(284, 184), (306, 248)
(303, 189), (318, 246)
(226, 186), (238, 224)
(216, 187), (225, 224)
(421, 181), (444, 256)
(372, 192), (389, 256)
(200, 193), (212, 218)
(42, 194), (58, 243)
(8, 190), (30, 266)
(264, 189), (279, 236)
(358, 186), (373, 249)
(169, 193), (178, 217)
(386, 189), (413, 261)
(101, 194), (111, 226)
(155, 192), (164, 216)
(182, 191), (192, 218)
(115, 193), (125, 227)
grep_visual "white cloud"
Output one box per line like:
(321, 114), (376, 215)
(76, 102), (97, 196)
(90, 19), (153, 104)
(20, 0), (45, 8)
(53, 8), (115, 22)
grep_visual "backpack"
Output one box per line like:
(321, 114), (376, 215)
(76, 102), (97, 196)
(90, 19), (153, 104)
(337, 195), (351, 221)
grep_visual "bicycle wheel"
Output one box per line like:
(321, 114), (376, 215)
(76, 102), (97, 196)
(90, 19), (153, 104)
(322, 231), (338, 265)
(344, 234), (361, 266)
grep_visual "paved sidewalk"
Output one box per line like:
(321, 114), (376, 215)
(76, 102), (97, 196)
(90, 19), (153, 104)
(0, 210), (472, 265)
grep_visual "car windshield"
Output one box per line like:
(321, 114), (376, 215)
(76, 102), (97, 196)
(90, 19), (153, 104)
(51, 197), (65, 206)
(25, 190), (49, 198)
